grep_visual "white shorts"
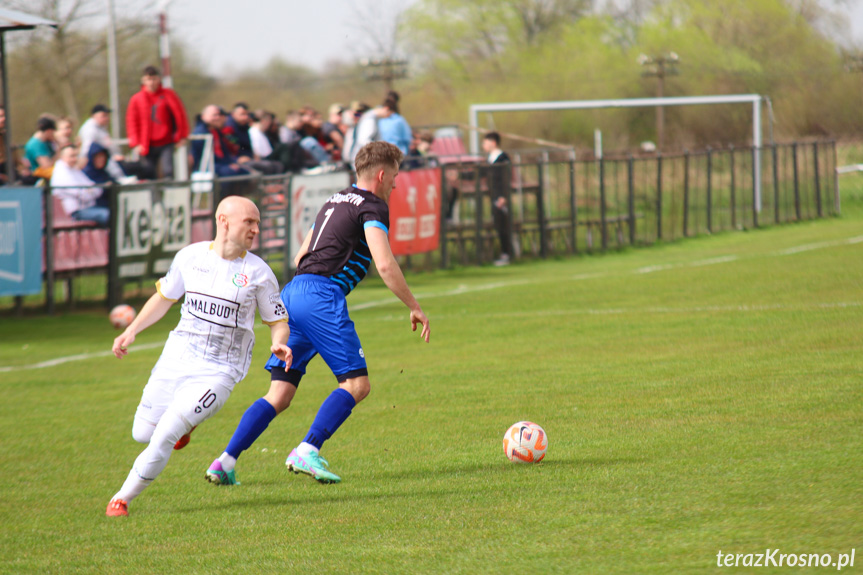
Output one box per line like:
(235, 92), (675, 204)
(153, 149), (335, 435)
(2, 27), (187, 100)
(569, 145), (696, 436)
(135, 361), (234, 428)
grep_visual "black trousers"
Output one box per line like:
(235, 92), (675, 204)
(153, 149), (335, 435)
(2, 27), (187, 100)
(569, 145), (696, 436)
(493, 203), (512, 257)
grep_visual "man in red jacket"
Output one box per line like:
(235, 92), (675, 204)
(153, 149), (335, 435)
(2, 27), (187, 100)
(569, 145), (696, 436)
(126, 66), (189, 180)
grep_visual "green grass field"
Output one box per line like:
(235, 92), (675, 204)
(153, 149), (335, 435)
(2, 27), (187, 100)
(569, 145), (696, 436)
(2, 184), (861, 574)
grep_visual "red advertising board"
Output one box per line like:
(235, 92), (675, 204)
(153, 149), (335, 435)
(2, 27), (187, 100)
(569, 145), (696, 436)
(388, 168), (441, 256)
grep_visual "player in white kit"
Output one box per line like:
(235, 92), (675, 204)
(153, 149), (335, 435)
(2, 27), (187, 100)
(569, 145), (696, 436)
(105, 196), (291, 517)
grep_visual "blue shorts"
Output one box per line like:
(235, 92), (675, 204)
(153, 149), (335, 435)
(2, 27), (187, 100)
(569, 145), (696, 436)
(265, 274), (367, 385)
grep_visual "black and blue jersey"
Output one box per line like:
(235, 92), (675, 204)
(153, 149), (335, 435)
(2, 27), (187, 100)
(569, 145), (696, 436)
(296, 184), (389, 295)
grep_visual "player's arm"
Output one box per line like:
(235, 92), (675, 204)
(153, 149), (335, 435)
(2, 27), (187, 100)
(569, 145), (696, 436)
(112, 292), (175, 358)
(293, 227), (314, 267)
(365, 226), (430, 343)
(268, 321), (292, 368)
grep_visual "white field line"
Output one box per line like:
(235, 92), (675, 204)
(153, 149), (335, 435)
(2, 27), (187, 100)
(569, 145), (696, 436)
(2, 234), (860, 373)
(637, 255), (740, 274)
(0, 341), (166, 373)
(367, 301), (862, 322)
(774, 235), (863, 256)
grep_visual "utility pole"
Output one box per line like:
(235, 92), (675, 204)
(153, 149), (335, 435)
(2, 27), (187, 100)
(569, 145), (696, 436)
(360, 58), (408, 92)
(106, 0), (121, 139)
(845, 55), (863, 119)
(158, 0), (174, 88)
(639, 52), (680, 151)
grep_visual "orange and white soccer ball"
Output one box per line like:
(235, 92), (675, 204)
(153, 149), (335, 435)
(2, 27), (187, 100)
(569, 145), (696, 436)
(503, 421), (548, 463)
(109, 304), (136, 330)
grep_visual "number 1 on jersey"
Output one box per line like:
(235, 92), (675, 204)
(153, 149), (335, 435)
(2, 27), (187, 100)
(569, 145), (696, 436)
(312, 208), (335, 251)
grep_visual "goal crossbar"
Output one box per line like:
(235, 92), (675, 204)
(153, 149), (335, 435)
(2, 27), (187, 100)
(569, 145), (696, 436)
(469, 94), (766, 211)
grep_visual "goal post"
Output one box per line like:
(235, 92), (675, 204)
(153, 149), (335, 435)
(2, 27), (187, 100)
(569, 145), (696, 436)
(469, 94), (768, 212)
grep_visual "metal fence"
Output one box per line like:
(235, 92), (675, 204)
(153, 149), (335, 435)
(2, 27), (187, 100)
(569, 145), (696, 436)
(16, 140), (837, 311)
(437, 141), (837, 267)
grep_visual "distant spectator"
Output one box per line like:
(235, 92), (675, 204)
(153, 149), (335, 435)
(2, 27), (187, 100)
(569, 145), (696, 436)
(0, 106), (8, 184)
(55, 117), (76, 150)
(79, 104), (130, 181)
(341, 101), (369, 167)
(224, 102), (254, 159)
(191, 105), (249, 178)
(126, 65), (189, 179)
(482, 131), (513, 266)
(279, 110), (303, 145)
(405, 131), (436, 170)
(377, 91), (412, 155)
(83, 142), (115, 185)
(249, 111), (273, 160)
(248, 111), (284, 174)
(294, 108), (331, 166)
(24, 116), (57, 180)
(51, 145), (108, 225)
(82, 142), (116, 210)
(224, 103), (281, 174)
(347, 96), (404, 166)
(256, 109), (281, 150)
(322, 103), (346, 160)
(0, 105), (29, 185)
(270, 111), (309, 172)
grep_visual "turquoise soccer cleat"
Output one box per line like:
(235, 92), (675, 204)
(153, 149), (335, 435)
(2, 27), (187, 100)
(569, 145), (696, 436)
(285, 449), (341, 484)
(206, 460), (240, 485)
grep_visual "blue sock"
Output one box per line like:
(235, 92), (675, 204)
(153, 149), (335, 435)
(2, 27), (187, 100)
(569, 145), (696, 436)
(225, 398), (278, 459)
(303, 388), (356, 450)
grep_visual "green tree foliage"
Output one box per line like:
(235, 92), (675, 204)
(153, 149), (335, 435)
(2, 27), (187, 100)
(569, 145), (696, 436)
(402, 0), (863, 150)
(2, 0), (861, 153)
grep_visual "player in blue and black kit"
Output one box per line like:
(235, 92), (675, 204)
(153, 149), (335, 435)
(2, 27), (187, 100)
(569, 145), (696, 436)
(206, 141), (430, 484)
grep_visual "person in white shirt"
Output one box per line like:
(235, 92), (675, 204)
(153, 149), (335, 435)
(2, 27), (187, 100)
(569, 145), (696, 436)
(50, 145), (108, 225)
(105, 196), (292, 517)
(78, 104), (128, 182)
(249, 113), (274, 161)
(347, 99), (395, 168)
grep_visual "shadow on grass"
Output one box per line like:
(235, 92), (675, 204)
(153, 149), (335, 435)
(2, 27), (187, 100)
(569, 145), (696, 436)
(373, 455), (643, 481)
(174, 455), (643, 513)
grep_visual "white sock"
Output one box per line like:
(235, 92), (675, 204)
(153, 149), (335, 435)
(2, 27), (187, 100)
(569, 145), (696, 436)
(112, 410), (188, 504)
(297, 442), (319, 458)
(113, 467), (152, 503)
(218, 452), (237, 472)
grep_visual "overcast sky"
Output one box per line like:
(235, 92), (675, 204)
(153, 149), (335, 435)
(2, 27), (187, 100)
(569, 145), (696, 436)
(157, 0), (863, 76)
(167, 0), (416, 74)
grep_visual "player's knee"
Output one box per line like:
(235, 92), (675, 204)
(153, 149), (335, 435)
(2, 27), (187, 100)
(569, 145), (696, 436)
(132, 419), (156, 443)
(264, 381), (297, 414)
(265, 393), (292, 413)
(356, 381), (370, 402)
(341, 377), (370, 403)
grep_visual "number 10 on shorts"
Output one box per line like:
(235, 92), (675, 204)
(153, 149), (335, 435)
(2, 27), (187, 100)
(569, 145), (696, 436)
(195, 389), (218, 414)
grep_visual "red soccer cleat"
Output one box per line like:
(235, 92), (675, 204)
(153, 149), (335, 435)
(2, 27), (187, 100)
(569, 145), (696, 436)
(174, 425), (198, 450)
(106, 499), (128, 517)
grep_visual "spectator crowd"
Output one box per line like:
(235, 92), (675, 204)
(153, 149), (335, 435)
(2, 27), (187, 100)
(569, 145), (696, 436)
(0, 65), (446, 226)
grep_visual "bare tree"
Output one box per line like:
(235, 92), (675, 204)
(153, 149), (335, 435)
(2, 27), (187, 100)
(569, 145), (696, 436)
(1, 0), (154, 122)
(346, 0), (409, 60)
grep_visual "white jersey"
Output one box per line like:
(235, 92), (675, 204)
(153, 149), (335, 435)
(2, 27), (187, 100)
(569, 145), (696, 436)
(154, 241), (287, 385)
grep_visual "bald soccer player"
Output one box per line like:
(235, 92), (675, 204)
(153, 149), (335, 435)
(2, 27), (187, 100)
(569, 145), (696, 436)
(206, 141), (430, 486)
(105, 196), (291, 517)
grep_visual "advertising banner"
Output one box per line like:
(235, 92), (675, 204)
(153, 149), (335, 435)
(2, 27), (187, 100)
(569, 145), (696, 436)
(388, 168), (440, 256)
(113, 185), (191, 280)
(288, 171), (352, 264)
(0, 188), (42, 296)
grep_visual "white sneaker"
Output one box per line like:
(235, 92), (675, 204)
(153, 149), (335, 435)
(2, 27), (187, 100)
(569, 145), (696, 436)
(493, 254), (510, 267)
